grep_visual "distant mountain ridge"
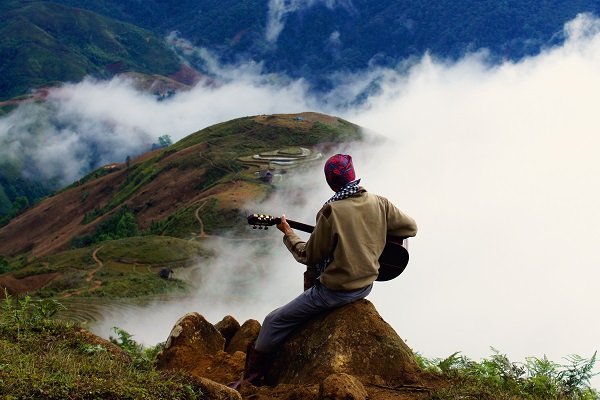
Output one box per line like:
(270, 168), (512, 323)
(0, 0), (183, 101)
(4, 0), (600, 102)
(43, 0), (600, 86)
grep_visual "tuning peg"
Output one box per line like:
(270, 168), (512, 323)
(252, 226), (257, 229)
(264, 227), (269, 230)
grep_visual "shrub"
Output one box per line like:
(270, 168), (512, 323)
(415, 348), (599, 399)
(110, 327), (164, 370)
(73, 207), (140, 248)
(0, 256), (10, 274)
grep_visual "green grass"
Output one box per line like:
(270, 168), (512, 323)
(11, 248), (93, 279)
(0, 294), (205, 399)
(196, 199), (247, 235)
(172, 116), (362, 155)
(87, 270), (188, 298)
(9, 236), (207, 299)
(99, 236), (207, 263)
(2, 294), (597, 399)
(415, 349), (599, 400)
(105, 163), (160, 211)
(159, 205), (204, 238)
(159, 198), (246, 238)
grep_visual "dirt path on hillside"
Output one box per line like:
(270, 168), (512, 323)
(193, 201), (279, 243)
(195, 201), (208, 237)
(62, 246), (104, 298)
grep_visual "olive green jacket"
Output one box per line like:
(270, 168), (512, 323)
(283, 188), (417, 291)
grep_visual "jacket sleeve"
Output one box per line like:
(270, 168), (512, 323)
(282, 207), (335, 266)
(283, 232), (308, 265)
(384, 198), (418, 238)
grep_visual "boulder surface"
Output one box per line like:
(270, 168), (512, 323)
(215, 315), (241, 349)
(156, 312), (225, 371)
(266, 299), (419, 386)
(226, 319), (261, 354)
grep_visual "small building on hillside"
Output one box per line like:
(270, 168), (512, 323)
(159, 268), (173, 279)
(259, 169), (274, 183)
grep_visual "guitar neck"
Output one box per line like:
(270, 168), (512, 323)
(285, 219), (315, 234)
(247, 213), (315, 232)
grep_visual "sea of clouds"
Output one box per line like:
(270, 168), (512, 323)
(2, 11), (599, 387)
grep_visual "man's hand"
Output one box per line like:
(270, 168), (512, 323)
(277, 215), (294, 236)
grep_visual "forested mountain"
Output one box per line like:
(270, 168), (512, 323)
(44, 0), (600, 86)
(0, 0), (182, 101)
(0, 1), (185, 221)
(4, 0), (600, 99)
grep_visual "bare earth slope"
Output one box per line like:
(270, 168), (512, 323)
(0, 112), (361, 300)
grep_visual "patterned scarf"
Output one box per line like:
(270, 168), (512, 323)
(325, 179), (362, 205)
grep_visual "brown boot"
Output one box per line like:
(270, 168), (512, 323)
(228, 342), (271, 390)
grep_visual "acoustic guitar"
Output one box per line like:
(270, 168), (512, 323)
(247, 213), (410, 281)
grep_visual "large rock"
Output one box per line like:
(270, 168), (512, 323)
(318, 373), (367, 400)
(156, 312), (225, 371)
(266, 299), (420, 386)
(225, 319), (261, 354)
(156, 312), (245, 385)
(215, 315), (241, 349)
(190, 350), (246, 385)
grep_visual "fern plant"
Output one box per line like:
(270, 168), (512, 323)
(0, 291), (66, 339)
(110, 326), (164, 370)
(415, 348), (599, 400)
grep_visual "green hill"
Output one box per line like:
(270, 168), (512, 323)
(0, 112), (362, 301)
(0, 1), (182, 101)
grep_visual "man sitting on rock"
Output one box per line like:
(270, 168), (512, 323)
(231, 153), (417, 389)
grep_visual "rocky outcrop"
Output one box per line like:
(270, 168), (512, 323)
(225, 319), (260, 354)
(266, 299), (419, 386)
(215, 315), (241, 349)
(156, 312), (225, 371)
(319, 373), (368, 400)
(158, 300), (422, 399)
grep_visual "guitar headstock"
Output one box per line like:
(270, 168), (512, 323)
(247, 213), (280, 230)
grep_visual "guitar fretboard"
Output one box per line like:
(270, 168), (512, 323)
(286, 219), (315, 233)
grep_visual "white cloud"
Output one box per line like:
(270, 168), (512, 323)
(266, 0), (356, 43)
(346, 13), (600, 381)
(0, 92), (154, 184)
(328, 30), (341, 46)
(0, 69), (314, 185)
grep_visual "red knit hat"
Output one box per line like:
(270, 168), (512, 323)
(324, 154), (355, 191)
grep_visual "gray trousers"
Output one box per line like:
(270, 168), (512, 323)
(254, 281), (373, 352)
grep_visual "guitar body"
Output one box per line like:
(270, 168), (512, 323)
(377, 237), (409, 281)
(248, 214), (410, 282)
